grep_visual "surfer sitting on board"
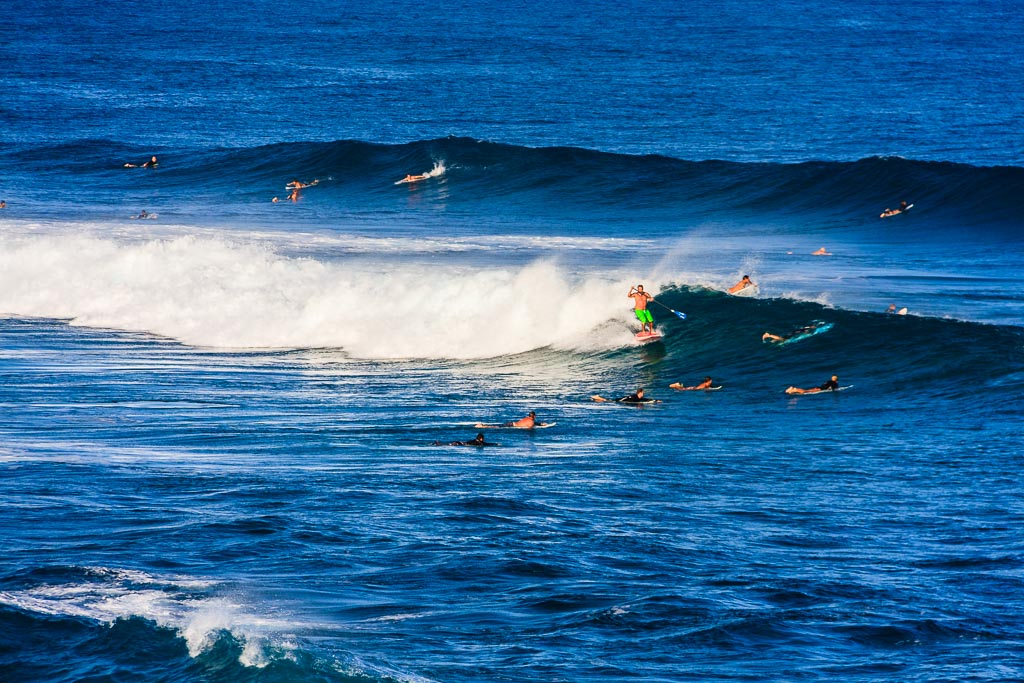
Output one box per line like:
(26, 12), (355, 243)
(669, 376), (714, 391)
(433, 433), (496, 447)
(880, 200), (910, 218)
(727, 275), (755, 294)
(762, 321), (827, 343)
(474, 411), (543, 429)
(592, 388), (658, 404)
(629, 285), (655, 335)
(785, 375), (840, 395)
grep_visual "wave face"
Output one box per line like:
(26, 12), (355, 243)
(3, 138), (1024, 236)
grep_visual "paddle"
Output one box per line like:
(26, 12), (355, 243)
(651, 299), (687, 320)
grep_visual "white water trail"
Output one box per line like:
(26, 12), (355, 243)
(0, 233), (645, 358)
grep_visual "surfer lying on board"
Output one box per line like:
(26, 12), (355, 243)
(785, 375), (840, 395)
(762, 321), (827, 343)
(727, 275), (755, 294)
(812, 247), (832, 256)
(124, 155), (158, 168)
(880, 200), (910, 218)
(629, 285), (655, 334)
(286, 179), (319, 189)
(474, 411), (543, 429)
(591, 388), (659, 404)
(432, 433), (497, 447)
(400, 173), (429, 183)
(669, 376), (714, 391)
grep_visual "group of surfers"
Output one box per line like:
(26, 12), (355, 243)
(439, 281), (847, 446)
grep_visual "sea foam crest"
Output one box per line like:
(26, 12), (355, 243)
(0, 233), (644, 358)
(0, 566), (294, 669)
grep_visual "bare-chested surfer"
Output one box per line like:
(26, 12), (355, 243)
(727, 275), (755, 294)
(629, 285), (655, 334)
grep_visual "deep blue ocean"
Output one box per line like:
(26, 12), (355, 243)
(2, 1), (1023, 681)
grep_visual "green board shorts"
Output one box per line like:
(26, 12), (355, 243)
(635, 309), (653, 324)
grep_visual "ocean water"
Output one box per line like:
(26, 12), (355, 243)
(2, 1), (1024, 682)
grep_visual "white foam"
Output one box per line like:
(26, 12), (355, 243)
(0, 232), (655, 358)
(0, 566), (295, 669)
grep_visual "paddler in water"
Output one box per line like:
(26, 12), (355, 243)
(432, 433), (497, 447)
(880, 200), (910, 218)
(503, 411), (536, 428)
(669, 376), (715, 391)
(727, 275), (755, 294)
(591, 388), (658, 404)
(762, 321), (826, 343)
(785, 375), (840, 394)
(629, 284), (655, 335)
(124, 155), (158, 168)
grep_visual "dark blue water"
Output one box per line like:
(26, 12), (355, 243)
(2, 1), (1023, 682)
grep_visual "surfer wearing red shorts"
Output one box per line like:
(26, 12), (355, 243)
(629, 285), (655, 334)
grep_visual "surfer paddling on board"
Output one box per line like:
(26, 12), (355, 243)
(474, 411), (548, 429)
(812, 247), (832, 256)
(400, 173), (428, 183)
(727, 275), (756, 294)
(762, 321), (828, 343)
(785, 375), (840, 395)
(286, 179), (319, 189)
(629, 285), (655, 335)
(432, 433), (497, 447)
(669, 376), (715, 391)
(880, 200), (910, 218)
(592, 388), (659, 404)
(124, 155), (158, 169)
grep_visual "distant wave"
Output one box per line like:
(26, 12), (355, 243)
(4, 137), (1023, 233)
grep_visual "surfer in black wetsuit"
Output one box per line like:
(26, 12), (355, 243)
(124, 155), (158, 168)
(591, 388), (657, 403)
(785, 375), (840, 394)
(762, 321), (826, 343)
(433, 433), (496, 447)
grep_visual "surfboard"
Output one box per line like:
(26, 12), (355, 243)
(635, 331), (663, 344)
(897, 307), (908, 315)
(766, 321), (835, 346)
(728, 285), (759, 297)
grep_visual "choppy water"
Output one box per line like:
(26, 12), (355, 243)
(2, 1), (1023, 682)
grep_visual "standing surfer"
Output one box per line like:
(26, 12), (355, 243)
(629, 284), (655, 335)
